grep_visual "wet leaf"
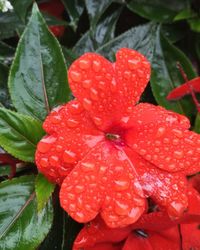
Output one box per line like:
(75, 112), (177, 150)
(127, 0), (190, 22)
(10, 0), (33, 22)
(0, 107), (44, 162)
(35, 173), (55, 212)
(0, 175), (53, 250)
(8, 3), (70, 122)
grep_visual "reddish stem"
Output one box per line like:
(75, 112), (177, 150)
(0, 153), (22, 179)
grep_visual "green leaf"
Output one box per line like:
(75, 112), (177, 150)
(42, 12), (67, 26)
(85, 0), (113, 31)
(0, 175), (53, 250)
(8, 3), (70, 122)
(150, 31), (197, 116)
(0, 42), (15, 65)
(74, 7), (121, 55)
(194, 113), (200, 133)
(127, 0), (190, 22)
(35, 173), (55, 212)
(62, 46), (77, 67)
(0, 108), (44, 162)
(188, 17), (200, 33)
(0, 63), (13, 108)
(61, 0), (84, 30)
(97, 22), (158, 61)
(0, 11), (24, 39)
(10, 0), (33, 22)
(174, 8), (196, 21)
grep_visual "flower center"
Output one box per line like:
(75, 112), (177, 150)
(106, 133), (121, 141)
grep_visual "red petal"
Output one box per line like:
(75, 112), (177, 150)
(60, 142), (146, 227)
(167, 77), (200, 100)
(123, 234), (152, 250)
(73, 216), (131, 249)
(68, 49), (150, 131)
(181, 223), (200, 249)
(126, 104), (200, 173)
(35, 100), (104, 184)
(125, 149), (188, 219)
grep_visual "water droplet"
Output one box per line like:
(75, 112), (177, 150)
(75, 185), (85, 193)
(49, 155), (59, 166)
(174, 150), (183, 159)
(63, 150), (77, 163)
(115, 201), (129, 215)
(98, 81), (106, 90)
(156, 127), (166, 137)
(37, 136), (56, 153)
(172, 139), (179, 145)
(83, 98), (92, 110)
(67, 193), (75, 200)
(79, 59), (91, 69)
(40, 158), (48, 168)
(168, 163), (176, 170)
(81, 162), (96, 172)
(139, 149), (146, 156)
(82, 79), (92, 88)
(163, 138), (170, 144)
(69, 203), (76, 211)
(187, 150), (193, 156)
(168, 201), (186, 218)
(56, 145), (63, 152)
(90, 88), (99, 100)
(114, 178), (130, 191)
(67, 118), (79, 128)
(172, 129), (183, 138)
(70, 70), (82, 82)
(51, 115), (61, 124)
(128, 207), (141, 220)
(75, 212), (85, 221)
(93, 117), (102, 126)
(92, 60), (101, 72)
(128, 58), (140, 70)
(70, 102), (83, 114)
(110, 79), (117, 92)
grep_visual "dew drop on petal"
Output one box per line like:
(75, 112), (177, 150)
(40, 158), (49, 168)
(69, 203), (76, 211)
(128, 58), (140, 70)
(56, 145), (63, 152)
(139, 149), (146, 156)
(70, 102), (83, 114)
(70, 70), (82, 82)
(93, 117), (103, 126)
(90, 88), (99, 100)
(67, 118), (79, 128)
(168, 201), (186, 218)
(75, 185), (85, 193)
(49, 155), (59, 166)
(37, 136), (57, 153)
(98, 81), (106, 90)
(82, 79), (92, 88)
(81, 162), (96, 172)
(63, 150), (77, 163)
(172, 129), (183, 138)
(83, 98), (92, 110)
(92, 60), (101, 72)
(114, 179), (130, 191)
(79, 59), (91, 69)
(114, 201), (130, 215)
(75, 212), (85, 221)
(174, 150), (184, 159)
(156, 127), (166, 138)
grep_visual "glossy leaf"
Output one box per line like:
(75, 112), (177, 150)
(127, 0), (190, 22)
(0, 63), (13, 108)
(85, 0), (113, 31)
(61, 46), (77, 67)
(188, 18), (200, 33)
(0, 175), (53, 250)
(35, 173), (55, 212)
(74, 8), (121, 55)
(150, 32), (197, 116)
(61, 0), (84, 30)
(10, 0), (33, 22)
(0, 107), (44, 162)
(8, 3), (69, 122)
(97, 22), (158, 61)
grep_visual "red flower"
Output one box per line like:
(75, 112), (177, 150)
(35, 48), (200, 228)
(73, 186), (200, 250)
(39, 0), (65, 37)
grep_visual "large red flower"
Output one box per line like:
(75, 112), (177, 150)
(35, 48), (200, 228)
(73, 185), (200, 250)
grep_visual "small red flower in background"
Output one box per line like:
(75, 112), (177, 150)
(73, 179), (200, 250)
(35, 48), (200, 228)
(39, 0), (65, 37)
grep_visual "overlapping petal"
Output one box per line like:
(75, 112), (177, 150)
(68, 48), (150, 131)
(35, 99), (104, 184)
(125, 104), (200, 173)
(60, 141), (146, 228)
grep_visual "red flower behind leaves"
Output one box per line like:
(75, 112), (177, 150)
(35, 48), (200, 228)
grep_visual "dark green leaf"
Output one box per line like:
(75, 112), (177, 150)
(161, 24), (186, 43)
(127, 0), (189, 22)
(42, 12), (67, 26)
(8, 3), (70, 121)
(174, 8), (196, 21)
(0, 63), (13, 108)
(194, 113), (200, 133)
(61, 0), (84, 30)
(10, 0), (33, 22)
(35, 173), (55, 212)
(0, 11), (24, 39)
(97, 22), (158, 61)
(62, 46), (77, 67)
(0, 175), (53, 250)
(0, 42), (15, 65)
(0, 108), (44, 162)
(150, 32), (197, 116)
(85, 0), (113, 31)
(188, 18), (200, 33)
